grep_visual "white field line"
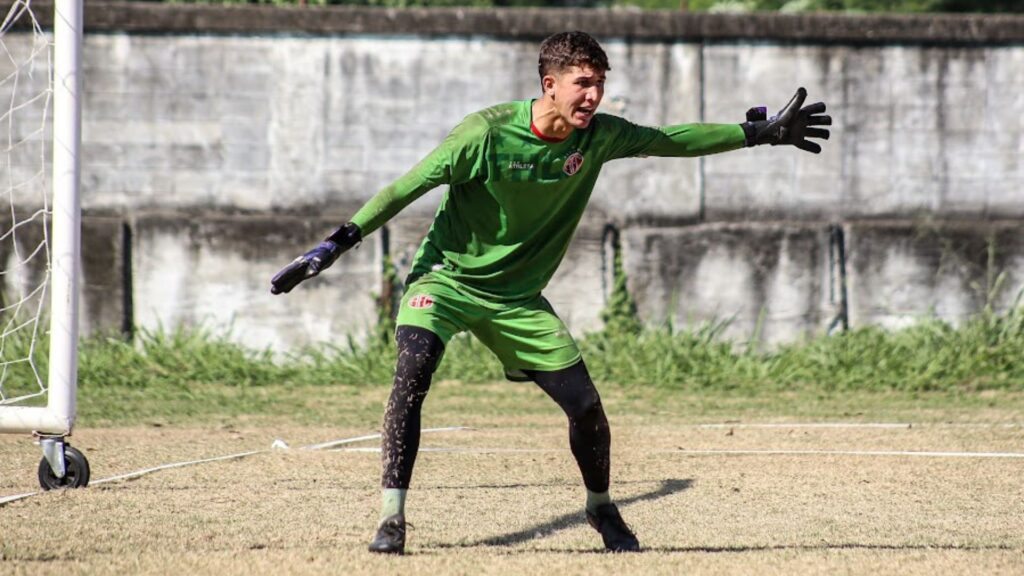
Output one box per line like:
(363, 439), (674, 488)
(331, 446), (560, 454)
(332, 446), (1024, 459)
(0, 426), (468, 507)
(90, 450), (264, 486)
(673, 448), (1024, 458)
(300, 427), (468, 451)
(4, 425), (1020, 506)
(0, 491), (35, 505)
(693, 422), (1024, 429)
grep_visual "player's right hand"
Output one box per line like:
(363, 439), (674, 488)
(270, 242), (341, 295)
(270, 222), (362, 295)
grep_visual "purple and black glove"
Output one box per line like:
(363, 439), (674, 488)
(741, 87), (831, 154)
(270, 222), (362, 295)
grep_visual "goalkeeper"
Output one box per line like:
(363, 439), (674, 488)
(271, 31), (830, 554)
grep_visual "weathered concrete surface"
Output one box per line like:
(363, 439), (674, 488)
(131, 215), (380, 352)
(0, 214), (124, 350)
(846, 221), (1024, 329)
(127, 211), (608, 349)
(69, 31), (1024, 223)
(3, 4), (1024, 351)
(74, 34), (702, 224)
(62, 32), (1022, 224)
(80, 219), (126, 338)
(703, 44), (1024, 222)
(624, 223), (833, 343)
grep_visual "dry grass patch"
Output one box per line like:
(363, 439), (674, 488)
(2, 414), (1023, 575)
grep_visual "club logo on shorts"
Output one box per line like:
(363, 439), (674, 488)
(563, 152), (584, 176)
(408, 294), (434, 309)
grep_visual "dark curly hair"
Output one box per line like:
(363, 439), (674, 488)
(537, 31), (610, 83)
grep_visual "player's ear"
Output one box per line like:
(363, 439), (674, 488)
(542, 74), (557, 99)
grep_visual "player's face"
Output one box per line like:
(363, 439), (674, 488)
(545, 65), (606, 129)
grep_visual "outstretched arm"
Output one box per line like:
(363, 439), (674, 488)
(635, 123), (747, 158)
(270, 114), (490, 295)
(604, 88), (830, 160)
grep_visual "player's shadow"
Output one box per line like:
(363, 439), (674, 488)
(438, 478), (692, 549)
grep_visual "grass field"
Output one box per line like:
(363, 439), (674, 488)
(2, 381), (1023, 575)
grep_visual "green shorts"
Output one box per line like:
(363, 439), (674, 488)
(396, 274), (582, 381)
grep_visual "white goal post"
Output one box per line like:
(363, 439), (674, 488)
(0, 0), (83, 440)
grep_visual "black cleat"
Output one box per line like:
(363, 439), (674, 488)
(586, 503), (641, 552)
(368, 514), (406, 554)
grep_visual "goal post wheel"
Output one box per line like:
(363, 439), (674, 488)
(37, 441), (90, 491)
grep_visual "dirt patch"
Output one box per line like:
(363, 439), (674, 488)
(2, 419), (1022, 575)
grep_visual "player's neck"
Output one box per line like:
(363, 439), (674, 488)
(531, 98), (574, 141)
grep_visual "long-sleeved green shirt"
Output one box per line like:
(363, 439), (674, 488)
(351, 99), (744, 303)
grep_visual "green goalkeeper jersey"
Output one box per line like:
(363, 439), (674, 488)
(350, 99), (745, 303)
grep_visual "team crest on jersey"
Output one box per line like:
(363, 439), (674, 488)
(563, 152), (585, 176)
(408, 294), (434, 309)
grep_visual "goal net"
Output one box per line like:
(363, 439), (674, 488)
(0, 0), (82, 436)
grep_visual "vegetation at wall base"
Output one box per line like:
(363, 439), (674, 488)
(66, 305), (1024, 396)
(583, 310), (1024, 392)
(372, 252), (401, 346)
(600, 228), (643, 338)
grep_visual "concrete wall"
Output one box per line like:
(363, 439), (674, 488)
(2, 3), (1023, 350)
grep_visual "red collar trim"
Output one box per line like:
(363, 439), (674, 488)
(530, 121), (567, 143)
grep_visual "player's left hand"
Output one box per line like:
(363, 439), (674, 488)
(742, 87), (831, 153)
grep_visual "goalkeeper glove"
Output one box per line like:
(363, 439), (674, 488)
(741, 87), (831, 154)
(270, 222), (362, 295)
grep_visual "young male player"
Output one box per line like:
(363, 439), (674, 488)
(271, 31), (830, 554)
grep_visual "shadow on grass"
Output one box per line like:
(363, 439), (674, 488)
(422, 477), (1020, 555)
(420, 478), (680, 491)
(431, 478), (693, 550)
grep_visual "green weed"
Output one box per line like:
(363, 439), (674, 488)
(67, 307), (1024, 394)
(2, 307), (1020, 425)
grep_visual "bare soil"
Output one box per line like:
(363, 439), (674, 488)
(3, 406), (1023, 575)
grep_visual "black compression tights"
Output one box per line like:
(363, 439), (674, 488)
(523, 362), (611, 493)
(381, 325), (445, 489)
(381, 325), (610, 494)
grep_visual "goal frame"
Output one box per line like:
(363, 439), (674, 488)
(0, 0), (83, 439)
